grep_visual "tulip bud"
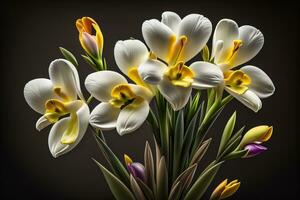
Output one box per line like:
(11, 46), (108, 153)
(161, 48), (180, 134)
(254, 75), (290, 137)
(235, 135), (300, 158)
(210, 179), (240, 200)
(76, 17), (104, 57)
(124, 154), (147, 182)
(239, 126), (273, 148)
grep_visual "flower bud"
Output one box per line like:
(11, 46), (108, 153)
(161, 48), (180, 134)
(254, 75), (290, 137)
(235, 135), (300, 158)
(239, 125), (273, 148)
(76, 17), (104, 57)
(210, 179), (240, 200)
(243, 143), (267, 158)
(124, 154), (146, 182)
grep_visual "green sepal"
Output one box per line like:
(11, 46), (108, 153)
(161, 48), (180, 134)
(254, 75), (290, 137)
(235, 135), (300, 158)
(59, 47), (78, 67)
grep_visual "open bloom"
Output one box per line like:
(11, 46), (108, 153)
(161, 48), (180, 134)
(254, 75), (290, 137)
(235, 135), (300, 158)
(210, 179), (241, 200)
(124, 154), (147, 182)
(24, 59), (90, 158)
(85, 71), (153, 135)
(76, 17), (104, 57)
(121, 11), (223, 110)
(239, 125), (273, 158)
(203, 19), (274, 112)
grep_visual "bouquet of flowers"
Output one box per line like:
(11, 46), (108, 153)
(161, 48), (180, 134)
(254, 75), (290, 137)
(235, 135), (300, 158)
(24, 11), (275, 200)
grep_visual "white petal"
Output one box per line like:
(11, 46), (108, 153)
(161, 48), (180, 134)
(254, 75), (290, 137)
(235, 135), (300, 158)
(85, 71), (128, 102)
(158, 77), (192, 111)
(49, 59), (84, 101)
(89, 102), (120, 130)
(129, 84), (153, 103)
(117, 101), (149, 135)
(177, 14), (212, 62)
(212, 19), (239, 63)
(36, 115), (52, 131)
(114, 39), (149, 75)
(24, 78), (56, 114)
(142, 19), (175, 61)
(190, 61), (224, 89)
(48, 103), (89, 158)
(241, 65), (275, 98)
(231, 25), (264, 67)
(161, 11), (181, 32)
(226, 88), (262, 112)
(138, 59), (167, 85)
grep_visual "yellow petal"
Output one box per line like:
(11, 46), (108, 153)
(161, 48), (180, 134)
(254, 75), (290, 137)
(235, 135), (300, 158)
(60, 113), (79, 144)
(210, 179), (228, 200)
(220, 181), (240, 199)
(111, 84), (136, 100)
(124, 154), (133, 165)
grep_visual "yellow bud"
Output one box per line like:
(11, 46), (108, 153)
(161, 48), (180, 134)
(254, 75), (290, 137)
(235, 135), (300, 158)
(210, 179), (240, 200)
(124, 154), (133, 166)
(239, 126), (273, 148)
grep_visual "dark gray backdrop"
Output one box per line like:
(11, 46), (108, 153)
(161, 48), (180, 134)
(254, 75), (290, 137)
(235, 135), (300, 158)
(1, 0), (299, 199)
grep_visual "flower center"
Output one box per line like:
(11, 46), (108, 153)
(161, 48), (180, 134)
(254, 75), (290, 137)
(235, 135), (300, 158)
(224, 70), (251, 94)
(167, 35), (188, 65)
(164, 62), (195, 87)
(109, 84), (143, 109)
(225, 40), (243, 64)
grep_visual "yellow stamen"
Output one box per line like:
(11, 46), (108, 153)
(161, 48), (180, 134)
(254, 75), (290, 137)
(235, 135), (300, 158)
(111, 84), (136, 100)
(53, 87), (69, 101)
(167, 35), (187, 65)
(127, 67), (156, 94)
(224, 70), (251, 94)
(149, 51), (157, 60)
(60, 113), (79, 144)
(164, 62), (194, 87)
(226, 39), (243, 63)
(124, 154), (133, 165)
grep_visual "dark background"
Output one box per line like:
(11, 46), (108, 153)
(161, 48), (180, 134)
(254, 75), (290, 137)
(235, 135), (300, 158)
(1, 0), (299, 199)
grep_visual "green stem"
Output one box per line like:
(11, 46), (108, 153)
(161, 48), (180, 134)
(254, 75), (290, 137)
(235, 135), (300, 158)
(87, 95), (93, 104)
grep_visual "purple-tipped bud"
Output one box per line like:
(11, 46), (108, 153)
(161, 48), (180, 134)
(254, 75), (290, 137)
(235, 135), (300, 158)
(82, 32), (99, 57)
(244, 143), (267, 158)
(127, 162), (147, 182)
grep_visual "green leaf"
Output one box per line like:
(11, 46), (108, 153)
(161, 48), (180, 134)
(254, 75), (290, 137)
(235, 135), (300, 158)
(218, 135), (242, 160)
(223, 149), (248, 160)
(82, 54), (98, 71)
(168, 181), (182, 200)
(217, 111), (237, 157)
(172, 164), (197, 194)
(93, 159), (135, 200)
(147, 108), (160, 145)
(173, 110), (184, 179)
(156, 156), (168, 200)
(93, 133), (130, 185)
(135, 178), (155, 200)
(59, 47), (78, 66)
(184, 162), (223, 200)
(189, 138), (211, 166)
(201, 45), (210, 62)
(144, 141), (156, 193)
(130, 175), (146, 200)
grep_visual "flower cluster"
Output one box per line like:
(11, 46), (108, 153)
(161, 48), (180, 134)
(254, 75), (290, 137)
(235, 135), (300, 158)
(24, 11), (275, 199)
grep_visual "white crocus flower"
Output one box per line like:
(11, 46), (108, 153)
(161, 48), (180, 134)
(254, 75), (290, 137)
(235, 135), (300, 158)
(206, 19), (275, 112)
(132, 11), (223, 111)
(24, 59), (90, 158)
(85, 71), (153, 135)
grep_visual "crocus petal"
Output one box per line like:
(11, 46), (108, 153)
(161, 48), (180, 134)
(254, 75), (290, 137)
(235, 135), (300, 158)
(226, 88), (262, 112)
(244, 143), (267, 158)
(158, 77), (192, 111)
(138, 59), (167, 85)
(49, 59), (84, 101)
(230, 25), (264, 67)
(117, 100), (149, 135)
(36, 115), (52, 131)
(161, 11), (181, 32)
(48, 103), (89, 158)
(190, 61), (224, 89)
(177, 14), (212, 62)
(85, 71), (128, 102)
(142, 19), (175, 62)
(24, 78), (56, 114)
(89, 102), (120, 130)
(114, 39), (149, 75)
(128, 84), (153, 103)
(212, 19), (239, 63)
(241, 65), (275, 98)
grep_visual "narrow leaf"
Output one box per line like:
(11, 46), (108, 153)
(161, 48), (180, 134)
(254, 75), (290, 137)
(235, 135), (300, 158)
(190, 138), (212, 166)
(223, 149), (248, 160)
(172, 164), (197, 194)
(93, 159), (135, 200)
(184, 162), (223, 200)
(136, 178), (155, 200)
(217, 111), (237, 157)
(173, 110), (184, 179)
(144, 141), (156, 192)
(218, 135), (242, 160)
(168, 181), (182, 200)
(130, 175), (146, 200)
(59, 47), (78, 66)
(201, 45), (210, 62)
(93, 133), (130, 185)
(82, 54), (98, 71)
(157, 156), (168, 200)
